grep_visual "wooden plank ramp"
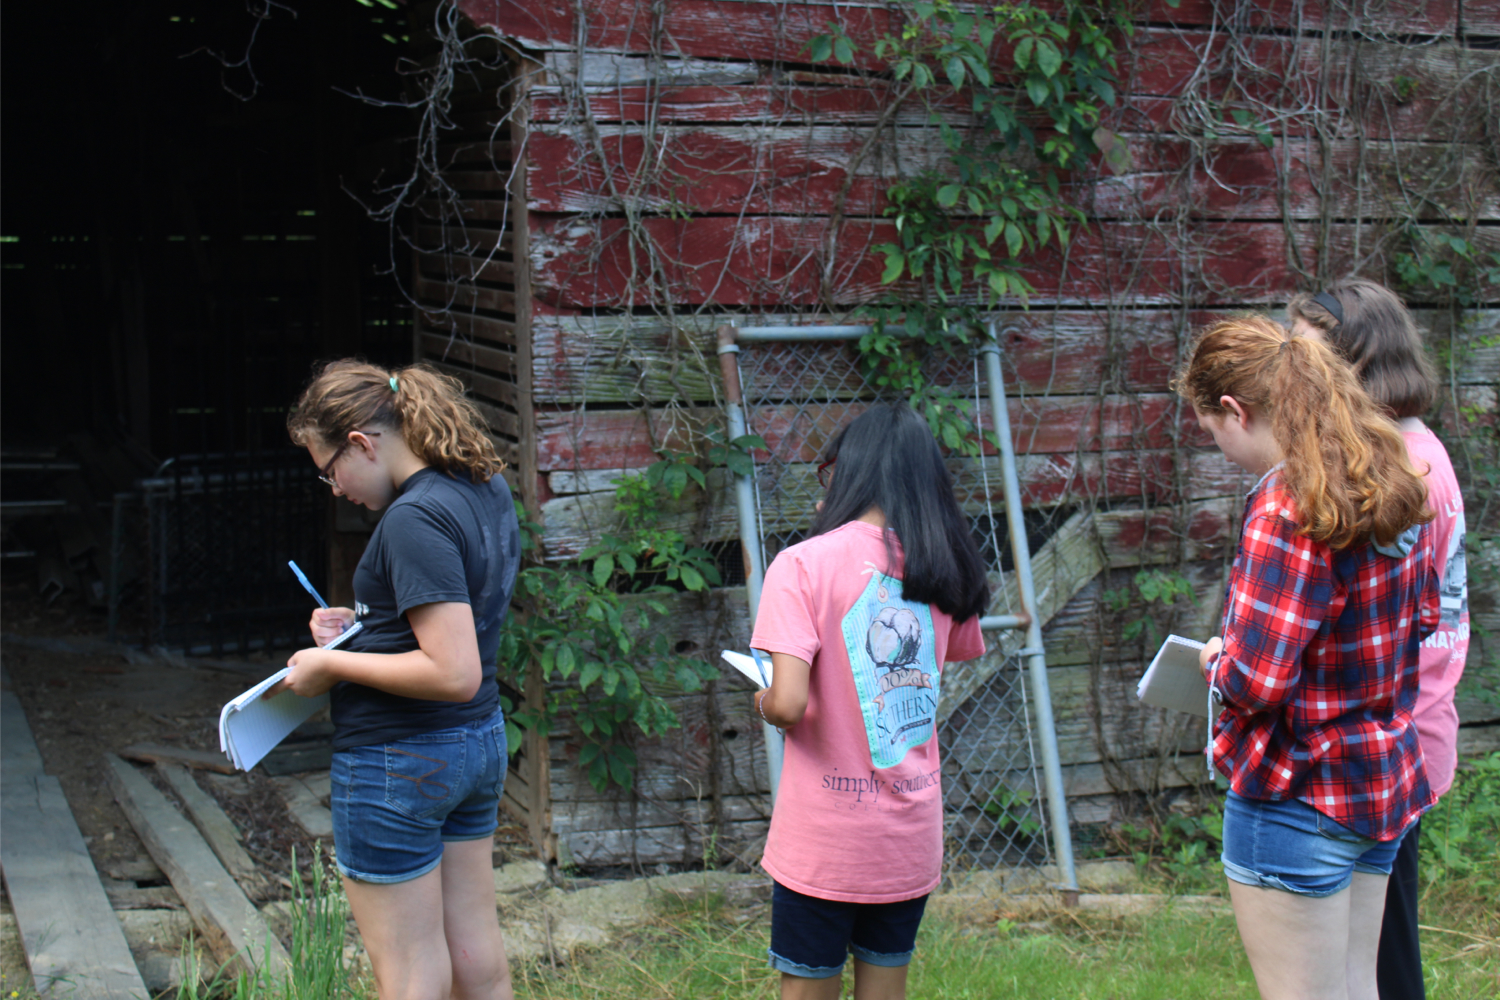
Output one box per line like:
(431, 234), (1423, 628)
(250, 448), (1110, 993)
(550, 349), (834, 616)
(0, 680), (150, 999)
(104, 754), (291, 977)
(154, 763), (266, 897)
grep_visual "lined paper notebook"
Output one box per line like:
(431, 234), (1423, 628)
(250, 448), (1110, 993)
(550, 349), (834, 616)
(1136, 634), (1219, 718)
(218, 622), (362, 771)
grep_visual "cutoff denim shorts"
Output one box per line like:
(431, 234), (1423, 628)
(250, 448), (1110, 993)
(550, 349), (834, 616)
(330, 706), (507, 884)
(1220, 790), (1408, 898)
(768, 880), (929, 979)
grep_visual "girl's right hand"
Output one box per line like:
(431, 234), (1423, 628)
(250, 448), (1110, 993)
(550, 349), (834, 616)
(310, 607), (356, 647)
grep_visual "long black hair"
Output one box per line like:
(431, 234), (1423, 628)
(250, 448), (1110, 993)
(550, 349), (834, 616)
(809, 402), (990, 621)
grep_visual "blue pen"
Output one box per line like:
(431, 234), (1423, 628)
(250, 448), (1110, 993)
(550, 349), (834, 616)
(750, 648), (769, 688)
(288, 561), (328, 608)
(289, 560), (349, 635)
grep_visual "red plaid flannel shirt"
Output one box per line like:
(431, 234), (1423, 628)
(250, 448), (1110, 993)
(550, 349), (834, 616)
(1209, 471), (1439, 842)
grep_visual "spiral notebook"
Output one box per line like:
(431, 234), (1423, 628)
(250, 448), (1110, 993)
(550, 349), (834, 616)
(1136, 634), (1219, 718)
(218, 623), (362, 771)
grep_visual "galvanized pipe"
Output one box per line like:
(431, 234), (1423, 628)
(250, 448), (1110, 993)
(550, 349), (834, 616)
(736, 325), (872, 341)
(980, 322), (1078, 892)
(717, 325), (784, 802)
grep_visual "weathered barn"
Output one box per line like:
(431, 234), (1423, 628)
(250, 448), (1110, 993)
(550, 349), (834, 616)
(404, 0), (1500, 868)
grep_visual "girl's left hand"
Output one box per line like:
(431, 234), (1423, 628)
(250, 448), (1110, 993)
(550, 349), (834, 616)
(1199, 636), (1223, 682)
(263, 647), (339, 699)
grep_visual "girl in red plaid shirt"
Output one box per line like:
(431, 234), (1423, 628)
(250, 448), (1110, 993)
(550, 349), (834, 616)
(1175, 315), (1439, 1000)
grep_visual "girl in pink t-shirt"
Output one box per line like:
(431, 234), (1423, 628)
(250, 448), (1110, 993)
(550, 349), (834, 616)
(1289, 280), (1468, 1000)
(752, 402), (989, 1000)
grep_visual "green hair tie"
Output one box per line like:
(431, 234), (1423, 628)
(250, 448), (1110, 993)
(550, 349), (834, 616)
(389, 376), (399, 393)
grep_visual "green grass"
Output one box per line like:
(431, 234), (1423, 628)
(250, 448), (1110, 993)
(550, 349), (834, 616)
(510, 884), (1497, 1000)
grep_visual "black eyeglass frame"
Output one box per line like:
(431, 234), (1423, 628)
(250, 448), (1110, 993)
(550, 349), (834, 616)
(318, 430), (381, 487)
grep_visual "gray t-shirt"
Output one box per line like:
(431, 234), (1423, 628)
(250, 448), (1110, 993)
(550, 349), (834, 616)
(332, 466), (520, 751)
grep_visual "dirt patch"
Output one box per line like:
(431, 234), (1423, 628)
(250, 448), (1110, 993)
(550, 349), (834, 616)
(1, 581), (534, 899)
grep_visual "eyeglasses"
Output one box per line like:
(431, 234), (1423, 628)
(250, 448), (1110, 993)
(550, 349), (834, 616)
(318, 431), (380, 487)
(816, 459), (835, 490)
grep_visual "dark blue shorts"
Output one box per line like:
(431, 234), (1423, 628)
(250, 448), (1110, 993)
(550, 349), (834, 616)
(330, 706), (506, 884)
(768, 881), (928, 979)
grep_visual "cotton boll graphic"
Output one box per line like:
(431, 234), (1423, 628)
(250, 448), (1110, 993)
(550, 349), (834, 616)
(867, 607), (921, 670)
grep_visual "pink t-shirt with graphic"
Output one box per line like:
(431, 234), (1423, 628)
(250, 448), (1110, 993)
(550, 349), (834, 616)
(751, 521), (987, 903)
(1406, 425), (1469, 797)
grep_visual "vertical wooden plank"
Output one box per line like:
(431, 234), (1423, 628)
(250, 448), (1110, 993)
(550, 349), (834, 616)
(527, 655), (555, 861)
(509, 53), (542, 520)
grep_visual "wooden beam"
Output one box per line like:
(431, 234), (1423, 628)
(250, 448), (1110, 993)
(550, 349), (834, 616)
(154, 763), (264, 895)
(104, 754), (291, 977)
(119, 742), (235, 775)
(0, 688), (148, 999)
(526, 216), (1500, 309)
(939, 510), (1104, 721)
(1, 679), (43, 781)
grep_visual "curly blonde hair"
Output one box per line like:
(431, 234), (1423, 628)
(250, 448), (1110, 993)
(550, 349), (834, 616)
(1173, 316), (1430, 550)
(287, 361), (505, 481)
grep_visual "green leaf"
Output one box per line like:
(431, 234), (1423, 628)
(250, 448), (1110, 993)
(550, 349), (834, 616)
(505, 720), (524, 755)
(602, 667), (619, 696)
(1014, 36), (1034, 70)
(608, 746), (636, 787)
(808, 35), (833, 62)
(680, 565), (706, 591)
(1035, 39), (1063, 77)
(935, 184), (962, 208)
(834, 36), (855, 65)
(556, 643), (576, 678)
(881, 252), (906, 284)
(592, 553), (614, 587)
(579, 742), (601, 768)
(1026, 77), (1049, 106)
(580, 659), (604, 690)
(946, 56), (966, 89)
(1005, 222), (1024, 257)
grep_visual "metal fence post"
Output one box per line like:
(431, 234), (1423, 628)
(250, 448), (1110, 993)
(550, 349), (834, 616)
(717, 325), (783, 803)
(980, 322), (1078, 893)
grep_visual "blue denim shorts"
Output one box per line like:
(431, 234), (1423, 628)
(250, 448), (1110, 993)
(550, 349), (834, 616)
(330, 707), (507, 884)
(1221, 790), (1408, 898)
(768, 881), (928, 979)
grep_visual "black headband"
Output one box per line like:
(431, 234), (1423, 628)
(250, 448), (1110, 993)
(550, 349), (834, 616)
(1313, 291), (1345, 326)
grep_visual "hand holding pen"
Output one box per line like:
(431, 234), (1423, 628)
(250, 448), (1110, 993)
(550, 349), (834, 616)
(289, 561), (355, 647)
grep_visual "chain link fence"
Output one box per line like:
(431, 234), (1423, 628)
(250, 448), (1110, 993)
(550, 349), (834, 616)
(108, 451), (329, 655)
(730, 330), (1075, 890)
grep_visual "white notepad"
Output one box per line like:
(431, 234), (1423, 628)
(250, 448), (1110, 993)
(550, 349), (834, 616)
(218, 622), (363, 772)
(721, 649), (773, 688)
(1136, 634), (1219, 718)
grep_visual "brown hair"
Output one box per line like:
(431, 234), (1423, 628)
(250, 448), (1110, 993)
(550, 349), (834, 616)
(1286, 279), (1438, 418)
(287, 361), (505, 481)
(1173, 315), (1431, 550)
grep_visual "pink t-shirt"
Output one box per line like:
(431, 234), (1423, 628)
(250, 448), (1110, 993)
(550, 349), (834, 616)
(751, 521), (987, 903)
(1406, 425), (1469, 797)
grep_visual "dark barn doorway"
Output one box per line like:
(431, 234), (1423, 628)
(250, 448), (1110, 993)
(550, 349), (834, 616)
(2, 1), (422, 651)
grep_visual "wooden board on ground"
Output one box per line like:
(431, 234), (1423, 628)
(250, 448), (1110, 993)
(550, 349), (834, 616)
(0, 688), (149, 999)
(154, 762), (264, 895)
(104, 753), (291, 976)
(271, 774), (334, 840)
(119, 742), (235, 774)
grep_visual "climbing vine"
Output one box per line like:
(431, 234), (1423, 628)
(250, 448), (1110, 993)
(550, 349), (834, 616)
(809, 0), (1132, 451)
